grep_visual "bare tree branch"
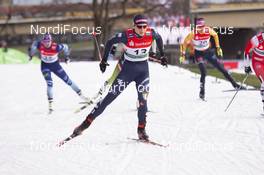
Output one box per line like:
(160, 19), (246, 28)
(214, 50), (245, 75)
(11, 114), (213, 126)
(98, 0), (105, 25)
(102, 0), (110, 42)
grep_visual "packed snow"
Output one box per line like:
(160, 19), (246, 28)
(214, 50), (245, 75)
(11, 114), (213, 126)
(1, 61), (264, 175)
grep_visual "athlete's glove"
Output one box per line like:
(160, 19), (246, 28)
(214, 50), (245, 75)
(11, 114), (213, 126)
(99, 60), (109, 73)
(216, 47), (223, 58)
(160, 56), (168, 67)
(65, 56), (71, 64)
(179, 53), (185, 64)
(244, 66), (252, 74)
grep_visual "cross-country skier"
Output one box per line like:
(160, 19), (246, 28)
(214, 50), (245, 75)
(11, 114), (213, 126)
(244, 32), (264, 111)
(180, 18), (243, 100)
(69, 14), (167, 141)
(28, 33), (89, 113)
(92, 42), (159, 104)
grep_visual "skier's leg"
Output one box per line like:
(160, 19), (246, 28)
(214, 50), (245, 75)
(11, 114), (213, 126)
(42, 69), (53, 100)
(260, 82), (264, 107)
(198, 62), (206, 99)
(252, 60), (264, 110)
(207, 55), (240, 88)
(195, 50), (206, 99)
(135, 69), (150, 140)
(73, 79), (131, 135)
(41, 63), (53, 111)
(73, 61), (134, 135)
(52, 62), (85, 97)
(90, 73), (131, 118)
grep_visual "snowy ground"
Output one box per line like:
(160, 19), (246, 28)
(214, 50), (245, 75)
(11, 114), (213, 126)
(1, 61), (264, 175)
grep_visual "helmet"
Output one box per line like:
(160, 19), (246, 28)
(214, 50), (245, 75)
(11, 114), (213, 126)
(133, 14), (148, 26)
(195, 18), (205, 27)
(41, 33), (52, 48)
(42, 33), (52, 42)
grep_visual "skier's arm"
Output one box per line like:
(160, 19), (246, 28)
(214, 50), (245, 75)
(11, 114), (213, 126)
(102, 32), (127, 62)
(151, 40), (157, 54)
(57, 44), (71, 63)
(244, 37), (258, 74)
(210, 28), (220, 48)
(244, 41), (253, 66)
(210, 28), (223, 57)
(57, 44), (70, 57)
(151, 29), (167, 66)
(244, 36), (258, 63)
(181, 32), (194, 55)
(152, 29), (164, 57)
(179, 32), (194, 64)
(28, 41), (40, 60)
(244, 39), (256, 73)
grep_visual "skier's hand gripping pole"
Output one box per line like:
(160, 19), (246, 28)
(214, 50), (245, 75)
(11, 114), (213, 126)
(148, 52), (168, 67)
(92, 32), (109, 73)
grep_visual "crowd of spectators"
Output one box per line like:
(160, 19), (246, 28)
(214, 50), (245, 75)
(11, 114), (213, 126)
(148, 14), (191, 28)
(148, 14), (191, 45)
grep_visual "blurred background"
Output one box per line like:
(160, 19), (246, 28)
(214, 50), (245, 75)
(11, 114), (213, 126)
(0, 0), (264, 66)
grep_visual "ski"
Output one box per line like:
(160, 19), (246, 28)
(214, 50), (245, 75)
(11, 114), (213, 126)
(74, 81), (109, 114)
(127, 137), (169, 148)
(198, 97), (207, 102)
(200, 98), (207, 102)
(57, 133), (80, 147)
(74, 101), (94, 113)
(222, 88), (259, 92)
(74, 105), (89, 113)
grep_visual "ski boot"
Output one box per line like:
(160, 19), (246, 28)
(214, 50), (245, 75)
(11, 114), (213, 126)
(48, 98), (53, 114)
(199, 84), (205, 100)
(78, 91), (93, 105)
(233, 83), (246, 90)
(137, 123), (149, 141)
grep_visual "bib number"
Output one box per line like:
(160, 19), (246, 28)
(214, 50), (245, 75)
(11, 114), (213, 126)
(42, 55), (56, 62)
(134, 49), (147, 55)
(198, 40), (209, 47)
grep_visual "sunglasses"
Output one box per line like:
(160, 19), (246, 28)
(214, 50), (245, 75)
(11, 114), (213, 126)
(136, 25), (147, 29)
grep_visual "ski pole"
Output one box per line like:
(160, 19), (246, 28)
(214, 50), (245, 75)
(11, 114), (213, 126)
(224, 73), (249, 112)
(149, 56), (169, 69)
(149, 56), (162, 64)
(92, 32), (103, 61)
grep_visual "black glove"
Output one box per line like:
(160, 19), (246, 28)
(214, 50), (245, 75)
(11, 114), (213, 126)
(99, 60), (109, 73)
(65, 56), (71, 64)
(160, 56), (168, 67)
(244, 66), (252, 74)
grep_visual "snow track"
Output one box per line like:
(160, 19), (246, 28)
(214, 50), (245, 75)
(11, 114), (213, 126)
(1, 61), (264, 175)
